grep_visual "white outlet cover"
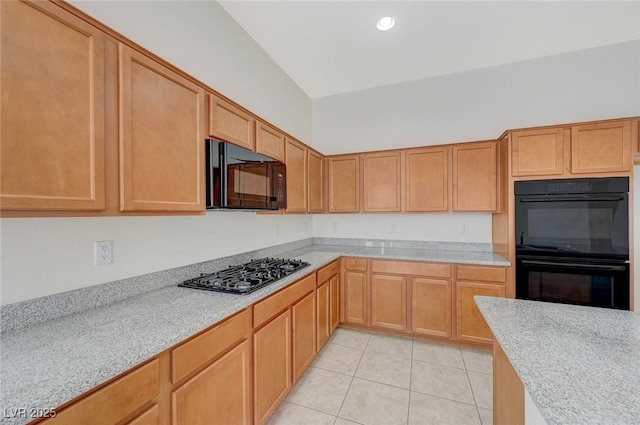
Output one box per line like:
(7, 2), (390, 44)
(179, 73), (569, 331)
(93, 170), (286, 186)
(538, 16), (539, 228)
(94, 241), (112, 265)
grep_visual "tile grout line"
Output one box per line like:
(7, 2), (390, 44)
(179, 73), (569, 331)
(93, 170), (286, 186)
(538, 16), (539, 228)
(333, 334), (371, 424)
(461, 348), (484, 425)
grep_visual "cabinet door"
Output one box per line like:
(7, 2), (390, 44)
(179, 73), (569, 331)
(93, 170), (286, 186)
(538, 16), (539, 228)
(126, 405), (159, 425)
(172, 341), (251, 425)
(456, 281), (505, 344)
(307, 151), (324, 213)
(511, 128), (565, 177)
(317, 280), (330, 350)
(293, 291), (317, 382)
(119, 44), (204, 212)
(329, 275), (340, 332)
(0, 0), (105, 211)
(363, 151), (401, 212)
(254, 310), (291, 425)
(256, 121), (285, 162)
(405, 147), (448, 212)
(571, 121), (632, 173)
(285, 139), (307, 213)
(452, 141), (497, 212)
(343, 271), (367, 325)
(371, 274), (407, 331)
(328, 155), (360, 212)
(411, 278), (451, 338)
(209, 93), (255, 150)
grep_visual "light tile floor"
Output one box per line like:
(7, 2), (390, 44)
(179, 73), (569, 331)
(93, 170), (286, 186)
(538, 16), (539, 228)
(267, 327), (494, 425)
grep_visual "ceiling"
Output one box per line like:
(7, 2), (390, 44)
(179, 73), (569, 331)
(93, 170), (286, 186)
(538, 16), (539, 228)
(218, 1), (640, 99)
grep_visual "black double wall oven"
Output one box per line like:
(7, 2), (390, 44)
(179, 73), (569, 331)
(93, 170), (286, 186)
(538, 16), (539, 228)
(515, 177), (630, 310)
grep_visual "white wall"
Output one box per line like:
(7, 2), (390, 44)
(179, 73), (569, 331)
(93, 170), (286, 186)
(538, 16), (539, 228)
(312, 40), (640, 154)
(313, 213), (491, 243)
(0, 213), (312, 305)
(70, 0), (312, 143)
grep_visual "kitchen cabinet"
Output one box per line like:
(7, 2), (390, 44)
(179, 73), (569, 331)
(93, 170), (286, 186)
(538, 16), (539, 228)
(254, 310), (291, 425)
(292, 291), (317, 382)
(307, 151), (324, 213)
(328, 154), (361, 213)
(405, 146), (449, 212)
(634, 119), (640, 164)
(41, 359), (159, 424)
(119, 44), (205, 212)
(511, 128), (565, 177)
(172, 340), (251, 425)
(256, 120), (286, 162)
(370, 274), (407, 331)
(455, 265), (507, 344)
(285, 139), (307, 213)
(127, 405), (159, 425)
(317, 260), (340, 348)
(362, 151), (402, 212)
(412, 277), (452, 338)
(452, 141), (498, 212)
(571, 121), (632, 174)
(494, 341), (525, 425)
(209, 93), (255, 150)
(0, 0), (106, 211)
(252, 273), (315, 424)
(342, 258), (368, 325)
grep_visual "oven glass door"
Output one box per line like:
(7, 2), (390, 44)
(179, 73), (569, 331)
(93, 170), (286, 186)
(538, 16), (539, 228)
(516, 257), (629, 310)
(515, 194), (628, 258)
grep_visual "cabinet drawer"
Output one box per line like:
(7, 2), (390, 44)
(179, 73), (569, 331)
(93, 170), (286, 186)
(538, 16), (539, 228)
(344, 258), (367, 271)
(371, 260), (451, 278)
(456, 265), (507, 283)
(254, 273), (316, 327)
(317, 260), (339, 284)
(172, 309), (251, 384)
(45, 359), (159, 425)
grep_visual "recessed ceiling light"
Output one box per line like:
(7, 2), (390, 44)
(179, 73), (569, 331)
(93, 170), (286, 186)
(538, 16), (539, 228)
(376, 16), (395, 32)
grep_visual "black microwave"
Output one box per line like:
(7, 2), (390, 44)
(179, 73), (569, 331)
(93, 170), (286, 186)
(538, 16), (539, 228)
(206, 139), (287, 210)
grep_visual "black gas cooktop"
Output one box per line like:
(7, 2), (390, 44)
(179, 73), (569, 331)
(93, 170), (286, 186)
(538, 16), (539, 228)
(179, 257), (310, 294)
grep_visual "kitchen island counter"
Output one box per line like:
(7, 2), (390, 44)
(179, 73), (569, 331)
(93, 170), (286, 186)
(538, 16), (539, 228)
(475, 296), (640, 425)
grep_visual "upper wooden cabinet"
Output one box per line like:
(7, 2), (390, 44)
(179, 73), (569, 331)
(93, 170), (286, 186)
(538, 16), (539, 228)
(511, 128), (565, 177)
(119, 44), (205, 212)
(452, 141), (498, 212)
(405, 146), (448, 212)
(362, 151), (402, 212)
(209, 93), (255, 150)
(0, 0), (106, 211)
(256, 121), (285, 162)
(634, 119), (640, 164)
(307, 151), (324, 213)
(285, 139), (307, 213)
(571, 121), (632, 174)
(328, 155), (361, 213)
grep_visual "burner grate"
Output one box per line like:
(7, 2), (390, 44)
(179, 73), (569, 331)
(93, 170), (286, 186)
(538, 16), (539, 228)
(179, 257), (310, 294)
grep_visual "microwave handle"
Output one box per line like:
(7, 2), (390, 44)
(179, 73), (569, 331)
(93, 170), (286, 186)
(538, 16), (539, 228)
(520, 260), (626, 272)
(519, 195), (624, 202)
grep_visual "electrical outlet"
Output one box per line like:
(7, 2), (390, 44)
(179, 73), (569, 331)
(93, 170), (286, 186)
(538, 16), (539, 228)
(94, 241), (112, 265)
(461, 224), (468, 234)
(273, 224), (280, 237)
(390, 223), (398, 234)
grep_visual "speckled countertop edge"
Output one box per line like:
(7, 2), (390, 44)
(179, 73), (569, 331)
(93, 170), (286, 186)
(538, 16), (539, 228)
(0, 243), (508, 425)
(475, 296), (640, 425)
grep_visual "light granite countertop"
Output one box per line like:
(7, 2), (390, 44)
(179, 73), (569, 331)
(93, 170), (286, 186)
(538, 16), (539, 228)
(475, 296), (640, 425)
(0, 242), (508, 425)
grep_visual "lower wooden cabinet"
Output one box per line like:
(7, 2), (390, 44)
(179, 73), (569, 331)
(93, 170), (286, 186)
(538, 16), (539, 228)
(411, 277), (451, 338)
(127, 405), (159, 425)
(253, 310), (292, 425)
(343, 271), (368, 325)
(172, 340), (251, 425)
(456, 281), (505, 344)
(329, 275), (340, 332)
(370, 274), (407, 331)
(293, 291), (317, 382)
(317, 280), (330, 350)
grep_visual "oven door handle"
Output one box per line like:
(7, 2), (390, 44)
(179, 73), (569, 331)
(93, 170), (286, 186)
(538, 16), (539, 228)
(519, 195), (625, 202)
(520, 260), (626, 271)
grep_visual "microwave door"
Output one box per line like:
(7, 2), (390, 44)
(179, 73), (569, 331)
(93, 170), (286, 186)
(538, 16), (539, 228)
(227, 162), (269, 208)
